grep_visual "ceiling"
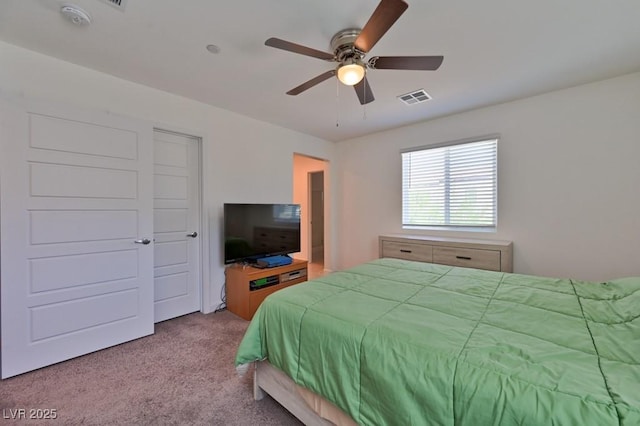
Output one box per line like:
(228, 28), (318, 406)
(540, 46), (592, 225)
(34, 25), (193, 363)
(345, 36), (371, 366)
(1, 0), (639, 142)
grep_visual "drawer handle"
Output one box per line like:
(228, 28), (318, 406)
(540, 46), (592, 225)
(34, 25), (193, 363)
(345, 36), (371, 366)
(456, 256), (472, 260)
(400, 249), (412, 253)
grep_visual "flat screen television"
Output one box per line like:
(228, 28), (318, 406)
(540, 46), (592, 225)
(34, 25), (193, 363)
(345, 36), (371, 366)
(223, 203), (301, 264)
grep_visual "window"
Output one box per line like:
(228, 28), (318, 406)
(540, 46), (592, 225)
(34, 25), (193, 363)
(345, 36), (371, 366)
(402, 137), (498, 229)
(273, 204), (300, 223)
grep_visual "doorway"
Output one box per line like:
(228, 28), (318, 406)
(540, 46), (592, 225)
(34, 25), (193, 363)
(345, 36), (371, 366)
(292, 153), (329, 278)
(309, 171), (324, 264)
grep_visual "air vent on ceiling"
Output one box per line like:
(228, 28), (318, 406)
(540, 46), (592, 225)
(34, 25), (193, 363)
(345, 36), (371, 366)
(398, 89), (431, 105)
(96, 0), (127, 11)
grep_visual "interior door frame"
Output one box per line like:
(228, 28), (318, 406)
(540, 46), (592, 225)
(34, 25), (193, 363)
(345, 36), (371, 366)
(153, 125), (209, 314)
(293, 153), (329, 267)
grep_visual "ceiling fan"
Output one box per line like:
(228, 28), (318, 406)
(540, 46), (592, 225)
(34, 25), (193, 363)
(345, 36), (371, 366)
(265, 0), (443, 105)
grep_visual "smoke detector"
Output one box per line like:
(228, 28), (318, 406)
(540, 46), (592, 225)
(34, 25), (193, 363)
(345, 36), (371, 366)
(60, 4), (92, 26)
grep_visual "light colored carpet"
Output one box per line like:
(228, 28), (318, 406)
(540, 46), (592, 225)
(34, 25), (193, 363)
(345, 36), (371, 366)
(0, 310), (302, 425)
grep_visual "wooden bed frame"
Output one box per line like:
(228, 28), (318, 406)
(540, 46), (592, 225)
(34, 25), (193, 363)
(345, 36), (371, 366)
(253, 360), (357, 426)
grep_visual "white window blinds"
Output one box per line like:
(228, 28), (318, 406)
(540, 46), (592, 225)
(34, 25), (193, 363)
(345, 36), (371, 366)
(402, 137), (498, 228)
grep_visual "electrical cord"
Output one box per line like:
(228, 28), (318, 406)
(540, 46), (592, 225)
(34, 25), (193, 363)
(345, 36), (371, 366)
(213, 280), (227, 313)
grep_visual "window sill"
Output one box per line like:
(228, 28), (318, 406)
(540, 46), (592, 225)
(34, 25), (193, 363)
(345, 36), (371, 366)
(402, 225), (497, 233)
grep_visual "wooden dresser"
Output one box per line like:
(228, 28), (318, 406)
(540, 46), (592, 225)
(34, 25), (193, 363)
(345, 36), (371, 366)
(379, 234), (513, 272)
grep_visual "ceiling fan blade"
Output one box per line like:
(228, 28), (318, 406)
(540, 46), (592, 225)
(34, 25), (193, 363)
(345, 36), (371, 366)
(368, 55), (444, 70)
(354, 76), (375, 105)
(286, 70), (336, 96)
(354, 0), (408, 53)
(265, 38), (335, 61)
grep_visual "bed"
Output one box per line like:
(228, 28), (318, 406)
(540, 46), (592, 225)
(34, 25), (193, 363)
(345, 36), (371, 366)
(235, 258), (640, 425)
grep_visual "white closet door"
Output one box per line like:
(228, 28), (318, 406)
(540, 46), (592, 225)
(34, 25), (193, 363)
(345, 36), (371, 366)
(153, 130), (201, 323)
(0, 100), (154, 379)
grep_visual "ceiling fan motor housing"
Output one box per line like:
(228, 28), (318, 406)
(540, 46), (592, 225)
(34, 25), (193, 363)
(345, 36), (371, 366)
(331, 28), (365, 63)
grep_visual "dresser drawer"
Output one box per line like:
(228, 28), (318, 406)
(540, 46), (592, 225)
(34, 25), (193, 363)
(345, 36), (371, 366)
(433, 247), (501, 271)
(381, 241), (433, 262)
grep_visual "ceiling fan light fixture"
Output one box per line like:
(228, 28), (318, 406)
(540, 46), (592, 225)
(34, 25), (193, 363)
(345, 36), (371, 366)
(337, 60), (365, 86)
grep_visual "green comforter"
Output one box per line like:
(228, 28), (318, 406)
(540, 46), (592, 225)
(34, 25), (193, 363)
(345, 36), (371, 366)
(235, 258), (640, 425)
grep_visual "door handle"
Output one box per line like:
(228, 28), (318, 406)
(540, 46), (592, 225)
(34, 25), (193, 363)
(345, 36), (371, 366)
(187, 232), (198, 238)
(134, 238), (151, 245)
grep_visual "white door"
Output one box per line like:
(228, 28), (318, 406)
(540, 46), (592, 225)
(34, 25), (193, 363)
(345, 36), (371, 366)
(0, 100), (154, 379)
(153, 130), (201, 322)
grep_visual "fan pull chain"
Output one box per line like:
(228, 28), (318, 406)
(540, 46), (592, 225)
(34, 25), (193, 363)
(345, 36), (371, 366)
(363, 80), (368, 120)
(336, 77), (340, 127)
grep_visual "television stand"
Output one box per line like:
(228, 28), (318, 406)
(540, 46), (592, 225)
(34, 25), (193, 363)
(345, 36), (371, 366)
(225, 258), (308, 320)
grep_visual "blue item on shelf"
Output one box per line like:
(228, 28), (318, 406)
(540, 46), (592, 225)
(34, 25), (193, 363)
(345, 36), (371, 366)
(256, 255), (293, 268)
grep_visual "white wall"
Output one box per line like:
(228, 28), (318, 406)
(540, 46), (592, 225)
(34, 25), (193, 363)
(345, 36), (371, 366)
(336, 72), (640, 281)
(0, 41), (338, 312)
